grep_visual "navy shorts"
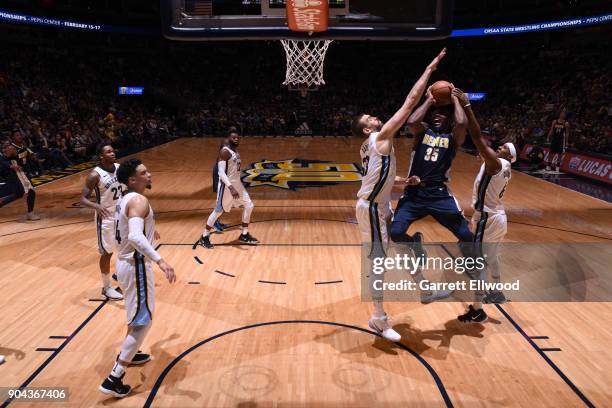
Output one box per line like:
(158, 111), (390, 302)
(390, 186), (473, 242)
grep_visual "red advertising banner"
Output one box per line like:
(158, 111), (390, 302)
(286, 0), (329, 33)
(520, 144), (612, 184)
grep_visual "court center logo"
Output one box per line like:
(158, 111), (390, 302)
(242, 158), (362, 190)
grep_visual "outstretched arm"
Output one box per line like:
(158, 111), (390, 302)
(406, 89), (436, 138)
(452, 88), (501, 175)
(376, 48), (447, 148)
(451, 88), (468, 147)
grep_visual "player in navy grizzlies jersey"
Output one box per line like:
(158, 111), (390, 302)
(390, 85), (473, 256)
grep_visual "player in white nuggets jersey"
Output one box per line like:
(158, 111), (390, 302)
(352, 48), (447, 342)
(99, 158), (176, 398)
(196, 131), (259, 249)
(80, 143), (124, 301)
(453, 89), (516, 323)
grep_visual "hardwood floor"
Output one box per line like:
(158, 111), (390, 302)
(1, 137), (610, 407)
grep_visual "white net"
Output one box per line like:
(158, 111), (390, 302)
(281, 39), (333, 88)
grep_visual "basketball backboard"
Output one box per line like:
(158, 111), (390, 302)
(162, 0), (453, 40)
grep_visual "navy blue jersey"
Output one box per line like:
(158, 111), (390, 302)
(551, 120), (566, 142)
(408, 129), (456, 186)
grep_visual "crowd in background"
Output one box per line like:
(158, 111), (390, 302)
(1, 32), (610, 191)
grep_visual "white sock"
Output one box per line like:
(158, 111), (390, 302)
(111, 361), (126, 378)
(204, 211), (223, 237)
(373, 301), (386, 319)
(114, 323), (151, 376)
(101, 273), (111, 288)
(411, 269), (424, 284)
(242, 203), (253, 224)
(242, 226), (248, 235)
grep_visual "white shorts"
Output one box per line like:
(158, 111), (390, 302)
(116, 255), (155, 327)
(15, 168), (33, 191)
(472, 211), (507, 243)
(216, 182), (253, 213)
(356, 198), (393, 257)
(472, 211), (507, 279)
(95, 215), (115, 255)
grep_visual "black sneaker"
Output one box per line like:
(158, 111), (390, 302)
(412, 232), (427, 258)
(99, 373), (131, 398)
(483, 290), (507, 304)
(130, 352), (151, 365)
(458, 305), (488, 324)
(195, 235), (214, 249)
(116, 351), (151, 366)
(239, 232), (259, 245)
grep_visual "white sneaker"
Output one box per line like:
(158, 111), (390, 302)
(26, 212), (41, 220)
(0, 355), (5, 364)
(368, 315), (401, 342)
(421, 289), (453, 304)
(102, 287), (123, 301)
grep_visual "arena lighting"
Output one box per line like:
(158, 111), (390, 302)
(118, 87), (144, 95)
(452, 12), (611, 37)
(467, 93), (486, 101)
(3, 8), (610, 37)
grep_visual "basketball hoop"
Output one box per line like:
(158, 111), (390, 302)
(281, 39), (333, 89)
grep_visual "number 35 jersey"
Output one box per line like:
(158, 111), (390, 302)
(93, 163), (123, 217)
(408, 129), (456, 186)
(357, 132), (397, 203)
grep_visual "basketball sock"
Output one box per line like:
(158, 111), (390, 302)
(27, 189), (35, 213)
(101, 273), (111, 288)
(116, 323), (151, 370)
(372, 301), (386, 318)
(242, 203), (253, 225)
(204, 211), (223, 236)
(490, 255), (501, 284)
(410, 269), (424, 284)
(241, 226), (248, 235)
(368, 264), (384, 310)
(111, 361), (126, 378)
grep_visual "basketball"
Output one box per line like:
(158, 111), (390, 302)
(430, 80), (453, 105)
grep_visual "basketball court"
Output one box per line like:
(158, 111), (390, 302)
(1, 0), (611, 407)
(1, 137), (610, 407)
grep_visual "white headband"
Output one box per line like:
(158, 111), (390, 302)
(504, 142), (517, 163)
